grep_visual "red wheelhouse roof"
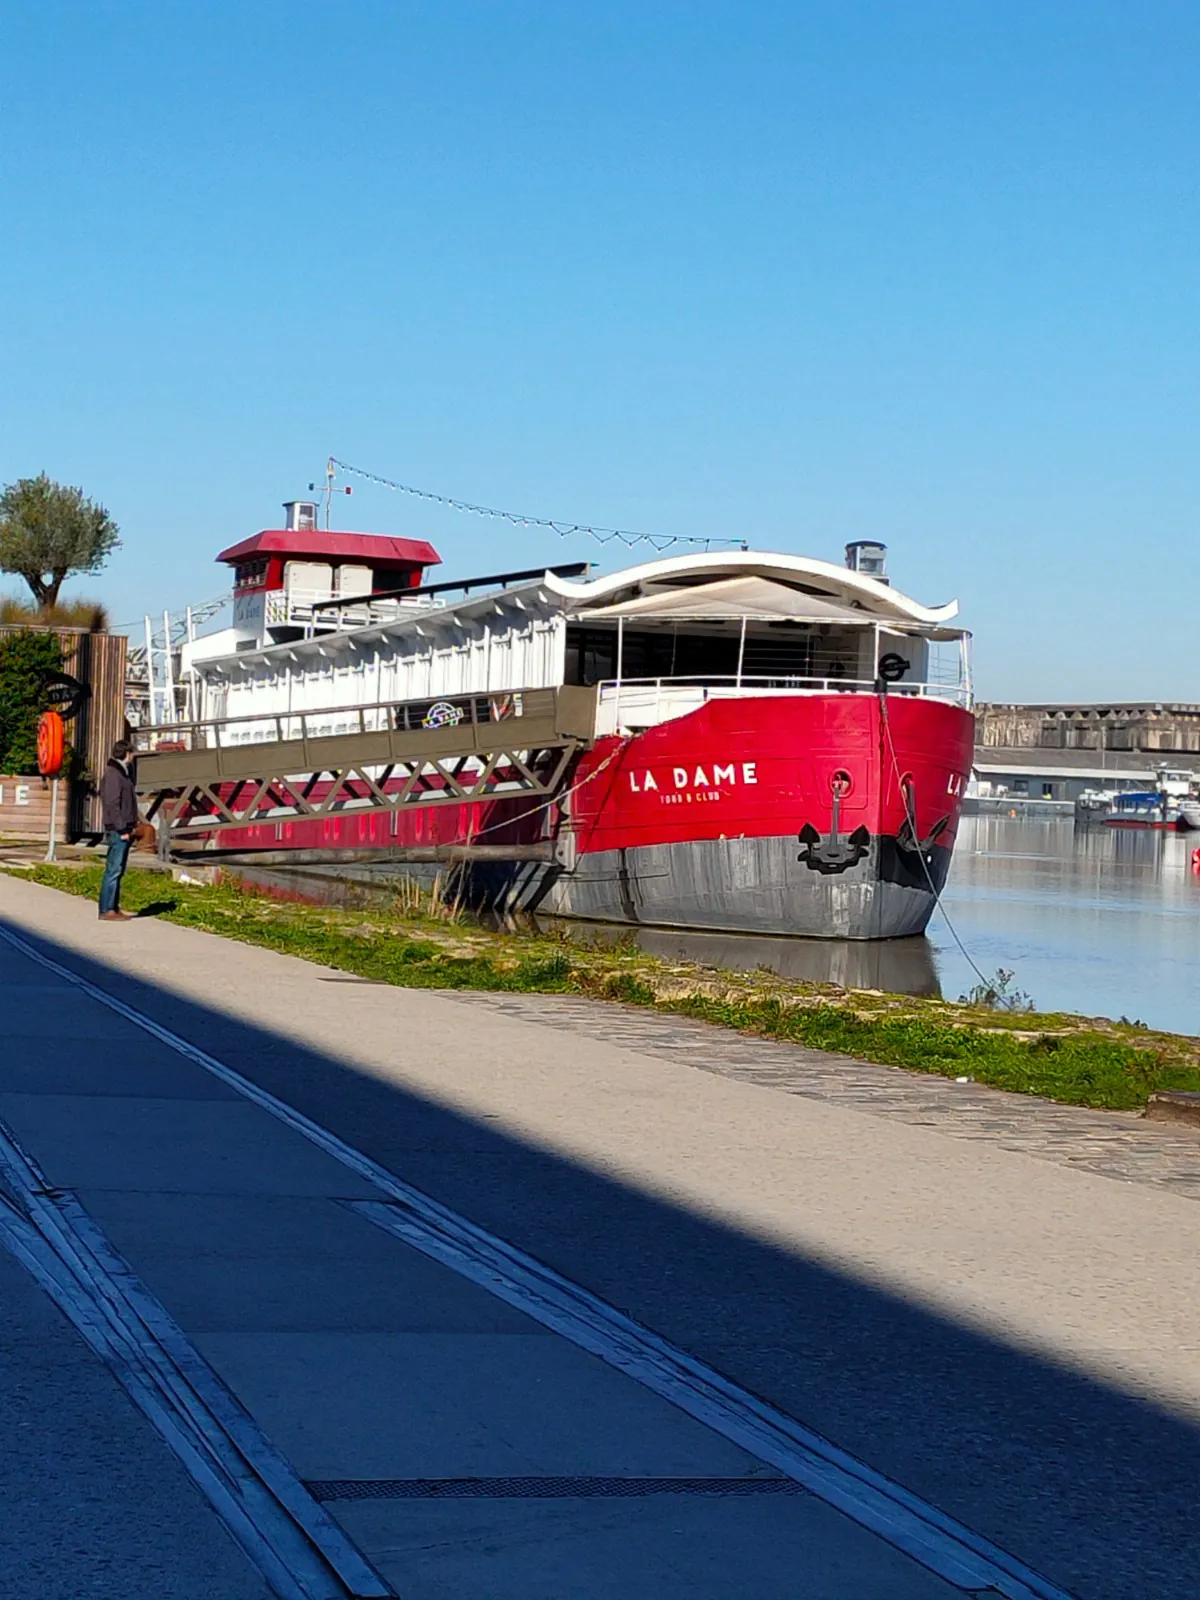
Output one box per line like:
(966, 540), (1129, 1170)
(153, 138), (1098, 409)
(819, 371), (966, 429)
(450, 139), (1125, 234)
(216, 529), (441, 568)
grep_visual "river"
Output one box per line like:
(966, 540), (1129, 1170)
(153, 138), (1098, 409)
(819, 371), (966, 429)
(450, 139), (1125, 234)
(931, 814), (1200, 1032)
(584, 816), (1199, 1032)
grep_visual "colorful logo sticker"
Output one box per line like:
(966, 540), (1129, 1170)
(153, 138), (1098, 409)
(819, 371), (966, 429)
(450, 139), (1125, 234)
(422, 700), (465, 729)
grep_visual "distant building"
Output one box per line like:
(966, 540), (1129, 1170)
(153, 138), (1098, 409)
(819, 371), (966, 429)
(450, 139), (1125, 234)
(972, 703), (1200, 803)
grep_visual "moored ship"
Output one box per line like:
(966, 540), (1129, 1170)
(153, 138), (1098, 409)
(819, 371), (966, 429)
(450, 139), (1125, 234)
(160, 503), (974, 939)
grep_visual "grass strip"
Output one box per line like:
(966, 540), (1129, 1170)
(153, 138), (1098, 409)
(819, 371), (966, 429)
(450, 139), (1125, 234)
(8, 862), (1200, 1113)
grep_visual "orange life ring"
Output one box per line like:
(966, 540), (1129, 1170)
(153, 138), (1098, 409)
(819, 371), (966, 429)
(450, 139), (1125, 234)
(36, 710), (65, 777)
(1192, 847), (1200, 872)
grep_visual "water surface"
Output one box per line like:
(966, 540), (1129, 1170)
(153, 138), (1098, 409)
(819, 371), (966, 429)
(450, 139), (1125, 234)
(930, 816), (1200, 1034)
(542, 817), (1200, 1032)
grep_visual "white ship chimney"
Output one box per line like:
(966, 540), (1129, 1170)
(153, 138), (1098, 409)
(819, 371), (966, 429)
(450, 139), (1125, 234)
(844, 540), (888, 584)
(282, 500), (320, 532)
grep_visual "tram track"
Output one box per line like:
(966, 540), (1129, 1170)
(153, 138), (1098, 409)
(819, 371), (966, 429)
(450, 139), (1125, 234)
(0, 1115), (392, 1600)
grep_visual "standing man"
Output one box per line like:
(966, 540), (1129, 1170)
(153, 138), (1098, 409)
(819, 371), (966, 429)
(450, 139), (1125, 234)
(98, 739), (138, 921)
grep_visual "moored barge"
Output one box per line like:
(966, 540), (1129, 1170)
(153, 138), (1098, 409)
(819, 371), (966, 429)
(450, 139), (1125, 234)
(169, 504), (974, 939)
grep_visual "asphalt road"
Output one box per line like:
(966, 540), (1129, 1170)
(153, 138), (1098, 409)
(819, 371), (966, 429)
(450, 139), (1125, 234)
(0, 1244), (273, 1600)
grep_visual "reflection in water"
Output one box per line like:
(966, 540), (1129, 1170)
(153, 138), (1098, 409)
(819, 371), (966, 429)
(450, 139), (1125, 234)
(220, 865), (388, 911)
(932, 817), (1200, 1034)
(225, 816), (1200, 1031)
(535, 920), (940, 995)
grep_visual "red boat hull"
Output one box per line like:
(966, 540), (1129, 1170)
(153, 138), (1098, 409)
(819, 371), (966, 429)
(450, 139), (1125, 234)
(201, 692), (973, 939)
(535, 691), (974, 937)
(1104, 819), (1187, 832)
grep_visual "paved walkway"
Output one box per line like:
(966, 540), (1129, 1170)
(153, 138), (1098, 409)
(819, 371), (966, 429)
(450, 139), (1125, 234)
(453, 991), (1200, 1199)
(1, 872), (1197, 1599)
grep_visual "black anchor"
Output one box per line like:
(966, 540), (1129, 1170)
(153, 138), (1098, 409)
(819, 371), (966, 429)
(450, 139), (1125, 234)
(895, 775), (950, 861)
(798, 770), (871, 875)
(897, 811), (950, 860)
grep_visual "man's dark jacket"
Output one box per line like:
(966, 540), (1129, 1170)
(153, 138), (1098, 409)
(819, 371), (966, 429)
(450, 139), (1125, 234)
(99, 759), (138, 834)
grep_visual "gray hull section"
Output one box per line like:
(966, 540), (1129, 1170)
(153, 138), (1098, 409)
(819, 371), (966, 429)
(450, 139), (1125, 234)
(520, 835), (939, 941)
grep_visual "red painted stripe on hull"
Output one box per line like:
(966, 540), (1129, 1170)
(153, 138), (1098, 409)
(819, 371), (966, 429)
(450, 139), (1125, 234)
(199, 694), (975, 864)
(1104, 819), (1182, 831)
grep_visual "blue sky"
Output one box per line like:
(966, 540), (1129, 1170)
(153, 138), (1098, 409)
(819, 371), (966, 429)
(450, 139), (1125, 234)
(2, 2), (1196, 700)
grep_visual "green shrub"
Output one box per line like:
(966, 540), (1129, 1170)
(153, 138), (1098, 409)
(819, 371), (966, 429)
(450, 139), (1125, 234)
(603, 972), (657, 1005)
(0, 629), (64, 773)
(512, 952), (574, 990)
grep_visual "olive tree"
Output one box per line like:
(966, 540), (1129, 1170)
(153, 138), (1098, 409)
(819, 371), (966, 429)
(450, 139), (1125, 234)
(0, 473), (120, 611)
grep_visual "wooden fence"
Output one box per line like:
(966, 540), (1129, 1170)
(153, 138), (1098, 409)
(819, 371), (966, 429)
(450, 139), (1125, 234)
(0, 773), (68, 843)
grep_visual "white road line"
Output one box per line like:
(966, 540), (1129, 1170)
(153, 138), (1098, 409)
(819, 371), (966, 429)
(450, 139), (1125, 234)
(0, 1195), (315, 1600)
(0, 1142), (389, 1600)
(0, 920), (1078, 1600)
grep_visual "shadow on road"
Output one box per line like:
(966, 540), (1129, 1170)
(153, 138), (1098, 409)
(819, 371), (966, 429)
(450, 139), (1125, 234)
(2, 915), (1196, 1600)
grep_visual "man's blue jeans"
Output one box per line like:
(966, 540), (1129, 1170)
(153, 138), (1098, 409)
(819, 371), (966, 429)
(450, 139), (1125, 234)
(99, 831), (130, 915)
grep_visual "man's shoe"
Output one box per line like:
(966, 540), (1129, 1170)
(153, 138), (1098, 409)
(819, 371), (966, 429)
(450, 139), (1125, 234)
(98, 911), (134, 921)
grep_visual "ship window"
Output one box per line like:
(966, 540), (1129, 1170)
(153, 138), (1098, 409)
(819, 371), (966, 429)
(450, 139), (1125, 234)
(566, 624), (745, 683)
(563, 623), (859, 684)
(235, 558), (269, 587)
(565, 626), (617, 685)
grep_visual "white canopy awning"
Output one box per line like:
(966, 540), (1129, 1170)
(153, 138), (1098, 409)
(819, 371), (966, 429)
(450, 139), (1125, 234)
(545, 548), (961, 625)
(576, 575), (874, 625)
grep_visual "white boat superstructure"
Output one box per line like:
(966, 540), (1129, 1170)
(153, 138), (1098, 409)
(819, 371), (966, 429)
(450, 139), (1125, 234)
(182, 547), (971, 745)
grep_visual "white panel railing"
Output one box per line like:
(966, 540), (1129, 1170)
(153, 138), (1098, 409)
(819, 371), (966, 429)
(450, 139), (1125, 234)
(594, 674), (971, 735)
(131, 688), (548, 754)
(262, 589), (444, 634)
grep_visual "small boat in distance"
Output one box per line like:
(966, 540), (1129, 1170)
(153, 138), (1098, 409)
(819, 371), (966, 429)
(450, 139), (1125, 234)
(1103, 769), (1200, 831)
(1073, 788), (1112, 826)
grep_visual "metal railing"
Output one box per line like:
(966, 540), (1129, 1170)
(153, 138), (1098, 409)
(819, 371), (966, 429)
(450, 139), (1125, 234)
(132, 667), (972, 759)
(262, 589), (445, 635)
(132, 689), (543, 754)
(310, 595), (445, 631)
(132, 685), (598, 826)
(595, 673), (971, 733)
(600, 672), (969, 699)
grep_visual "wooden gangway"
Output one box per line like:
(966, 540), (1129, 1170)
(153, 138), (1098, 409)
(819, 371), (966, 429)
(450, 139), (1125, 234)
(132, 685), (597, 857)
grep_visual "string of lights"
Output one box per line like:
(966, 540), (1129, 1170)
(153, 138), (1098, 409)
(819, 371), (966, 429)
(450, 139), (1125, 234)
(326, 457), (748, 552)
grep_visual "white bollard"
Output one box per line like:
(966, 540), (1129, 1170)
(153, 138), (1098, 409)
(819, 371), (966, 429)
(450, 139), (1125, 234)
(44, 776), (59, 863)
